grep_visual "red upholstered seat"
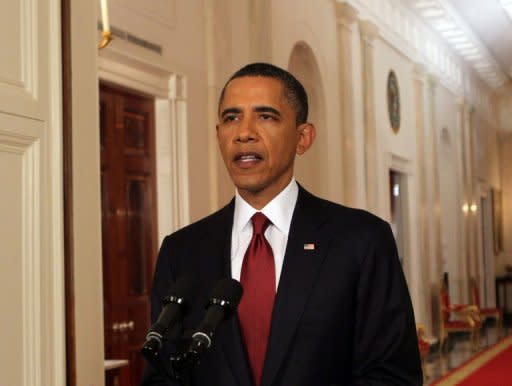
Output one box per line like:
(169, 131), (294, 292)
(481, 308), (502, 316)
(444, 320), (475, 329)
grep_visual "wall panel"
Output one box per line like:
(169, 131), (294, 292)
(0, 0), (65, 384)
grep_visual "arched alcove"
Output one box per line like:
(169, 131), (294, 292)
(288, 42), (328, 197)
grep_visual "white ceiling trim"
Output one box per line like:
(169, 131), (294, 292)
(411, 0), (508, 89)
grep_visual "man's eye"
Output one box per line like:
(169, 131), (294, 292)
(223, 115), (238, 123)
(260, 114), (276, 121)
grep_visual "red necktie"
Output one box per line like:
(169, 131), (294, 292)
(238, 212), (276, 386)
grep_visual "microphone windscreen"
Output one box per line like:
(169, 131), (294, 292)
(208, 278), (243, 313)
(162, 275), (198, 306)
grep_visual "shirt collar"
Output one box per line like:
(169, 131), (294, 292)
(233, 178), (299, 235)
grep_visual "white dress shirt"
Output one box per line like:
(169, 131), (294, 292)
(230, 178), (299, 290)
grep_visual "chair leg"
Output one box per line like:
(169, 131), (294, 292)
(440, 333), (446, 353)
(471, 328), (481, 350)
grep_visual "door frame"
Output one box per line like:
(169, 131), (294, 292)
(476, 185), (497, 308)
(98, 47), (190, 243)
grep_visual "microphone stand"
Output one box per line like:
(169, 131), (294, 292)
(141, 342), (175, 385)
(169, 350), (196, 386)
(142, 337), (195, 386)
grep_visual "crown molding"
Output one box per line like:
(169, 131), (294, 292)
(410, 0), (508, 89)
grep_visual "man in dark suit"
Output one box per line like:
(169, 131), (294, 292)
(141, 63), (423, 386)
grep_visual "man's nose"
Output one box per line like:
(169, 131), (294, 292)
(235, 117), (256, 142)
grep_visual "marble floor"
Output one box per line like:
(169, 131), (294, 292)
(423, 323), (511, 385)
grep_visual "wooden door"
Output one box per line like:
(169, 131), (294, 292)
(100, 83), (158, 386)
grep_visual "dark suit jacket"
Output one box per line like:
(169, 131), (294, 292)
(141, 186), (423, 386)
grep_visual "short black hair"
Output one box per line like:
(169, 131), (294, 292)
(218, 62), (309, 125)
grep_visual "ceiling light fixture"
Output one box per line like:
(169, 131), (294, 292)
(98, 0), (113, 49)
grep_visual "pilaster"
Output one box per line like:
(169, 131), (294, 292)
(463, 103), (479, 288)
(358, 19), (379, 214)
(455, 97), (470, 302)
(412, 63), (432, 332)
(204, 0), (219, 211)
(425, 75), (443, 293)
(249, 0), (272, 62)
(335, 1), (362, 207)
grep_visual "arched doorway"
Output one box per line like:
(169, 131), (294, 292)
(288, 42), (328, 197)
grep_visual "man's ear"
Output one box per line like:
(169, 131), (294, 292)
(296, 123), (316, 155)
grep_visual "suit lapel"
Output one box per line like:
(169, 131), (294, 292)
(261, 188), (332, 386)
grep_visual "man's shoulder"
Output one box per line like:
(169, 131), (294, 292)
(166, 199), (234, 241)
(300, 188), (388, 232)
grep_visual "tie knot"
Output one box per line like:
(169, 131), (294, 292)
(251, 212), (270, 235)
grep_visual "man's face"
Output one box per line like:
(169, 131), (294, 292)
(216, 76), (315, 208)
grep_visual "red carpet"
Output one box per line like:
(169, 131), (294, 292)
(431, 334), (512, 385)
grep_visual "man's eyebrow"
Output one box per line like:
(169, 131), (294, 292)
(220, 105), (282, 118)
(220, 107), (242, 118)
(254, 106), (281, 116)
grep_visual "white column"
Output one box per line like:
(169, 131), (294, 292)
(412, 64), (432, 332)
(425, 75), (443, 291)
(455, 98), (470, 302)
(359, 20), (379, 214)
(335, 2), (365, 208)
(249, 0), (272, 61)
(463, 104), (479, 292)
(204, 0), (220, 211)
(413, 72), (443, 334)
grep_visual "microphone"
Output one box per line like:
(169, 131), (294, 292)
(187, 278), (243, 360)
(141, 275), (197, 362)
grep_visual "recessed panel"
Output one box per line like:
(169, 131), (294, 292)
(124, 110), (148, 154)
(0, 2), (23, 87)
(0, 0), (41, 120)
(126, 177), (148, 296)
(0, 147), (25, 386)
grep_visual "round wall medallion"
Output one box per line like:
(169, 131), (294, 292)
(387, 70), (401, 133)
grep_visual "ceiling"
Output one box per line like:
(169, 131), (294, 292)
(409, 0), (512, 90)
(449, 0), (512, 80)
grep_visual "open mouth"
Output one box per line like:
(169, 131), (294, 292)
(233, 152), (263, 168)
(234, 153), (263, 163)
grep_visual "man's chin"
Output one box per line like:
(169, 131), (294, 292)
(233, 181), (264, 195)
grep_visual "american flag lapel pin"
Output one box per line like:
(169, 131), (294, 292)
(303, 243), (315, 251)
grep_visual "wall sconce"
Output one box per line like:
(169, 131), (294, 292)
(470, 203), (478, 213)
(98, 0), (113, 49)
(462, 203), (469, 214)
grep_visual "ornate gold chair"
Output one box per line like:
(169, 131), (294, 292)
(470, 277), (502, 331)
(416, 323), (431, 378)
(439, 282), (481, 351)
